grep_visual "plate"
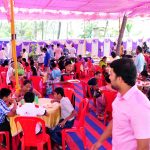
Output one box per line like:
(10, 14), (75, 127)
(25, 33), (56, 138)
(67, 79), (80, 83)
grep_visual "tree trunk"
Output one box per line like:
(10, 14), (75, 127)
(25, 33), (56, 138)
(116, 15), (127, 55)
(34, 21), (37, 40)
(41, 21), (44, 40)
(103, 20), (108, 37)
(57, 21), (61, 39)
(66, 21), (68, 39)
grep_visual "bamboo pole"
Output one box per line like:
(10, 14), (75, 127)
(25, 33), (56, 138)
(10, 0), (20, 91)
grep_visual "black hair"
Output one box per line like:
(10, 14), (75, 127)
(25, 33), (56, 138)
(30, 60), (34, 66)
(31, 66), (37, 76)
(102, 56), (107, 60)
(24, 92), (35, 103)
(54, 87), (64, 97)
(111, 51), (116, 58)
(94, 71), (101, 76)
(43, 47), (47, 52)
(0, 88), (11, 99)
(78, 55), (82, 58)
(45, 45), (49, 48)
(110, 58), (137, 86)
(105, 74), (111, 83)
(65, 60), (72, 67)
(22, 58), (26, 63)
(57, 43), (60, 47)
(23, 80), (32, 86)
(3, 60), (9, 66)
(23, 49), (26, 53)
(51, 62), (57, 69)
(141, 70), (148, 77)
(137, 46), (143, 53)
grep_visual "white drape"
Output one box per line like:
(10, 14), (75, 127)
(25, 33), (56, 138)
(104, 40), (110, 56)
(91, 40), (98, 57)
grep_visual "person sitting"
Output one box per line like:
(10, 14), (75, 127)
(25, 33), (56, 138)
(16, 92), (46, 134)
(99, 56), (107, 68)
(48, 87), (76, 148)
(51, 62), (61, 81)
(88, 71), (101, 97)
(14, 80), (42, 102)
(74, 58), (83, 79)
(61, 60), (74, 81)
(96, 74), (116, 119)
(140, 70), (150, 81)
(0, 88), (17, 148)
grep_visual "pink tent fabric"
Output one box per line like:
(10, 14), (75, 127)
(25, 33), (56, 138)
(0, 0), (150, 20)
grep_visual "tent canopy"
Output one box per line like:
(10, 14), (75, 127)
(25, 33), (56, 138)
(0, 0), (150, 20)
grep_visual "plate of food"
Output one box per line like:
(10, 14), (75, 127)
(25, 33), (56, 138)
(67, 79), (80, 83)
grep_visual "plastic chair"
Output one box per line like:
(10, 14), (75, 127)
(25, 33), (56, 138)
(1, 71), (7, 86)
(30, 76), (44, 95)
(0, 131), (10, 150)
(62, 98), (89, 150)
(102, 90), (117, 125)
(64, 88), (75, 108)
(15, 116), (51, 150)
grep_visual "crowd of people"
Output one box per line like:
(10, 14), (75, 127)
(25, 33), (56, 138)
(0, 41), (150, 149)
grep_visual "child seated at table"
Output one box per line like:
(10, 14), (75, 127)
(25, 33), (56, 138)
(0, 88), (17, 148)
(16, 92), (46, 134)
(14, 80), (42, 102)
(49, 87), (76, 148)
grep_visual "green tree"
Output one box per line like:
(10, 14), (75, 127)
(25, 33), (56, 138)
(126, 22), (133, 37)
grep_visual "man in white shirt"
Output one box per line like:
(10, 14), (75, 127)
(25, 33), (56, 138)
(16, 92), (46, 134)
(49, 87), (76, 146)
(69, 44), (76, 58)
(134, 46), (145, 73)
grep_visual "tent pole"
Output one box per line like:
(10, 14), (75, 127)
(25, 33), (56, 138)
(83, 20), (86, 56)
(10, 0), (20, 91)
(116, 14), (127, 56)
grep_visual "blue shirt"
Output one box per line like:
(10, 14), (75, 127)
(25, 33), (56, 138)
(0, 99), (10, 124)
(52, 69), (61, 79)
(44, 51), (50, 67)
(135, 53), (145, 73)
(48, 48), (54, 59)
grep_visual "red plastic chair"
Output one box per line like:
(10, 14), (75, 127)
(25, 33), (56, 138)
(15, 116), (51, 150)
(64, 88), (75, 108)
(102, 90), (117, 125)
(1, 71), (7, 86)
(62, 98), (89, 150)
(30, 76), (44, 95)
(0, 131), (10, 150)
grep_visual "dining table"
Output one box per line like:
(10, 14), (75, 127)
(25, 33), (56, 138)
(9, 98), (61, 137)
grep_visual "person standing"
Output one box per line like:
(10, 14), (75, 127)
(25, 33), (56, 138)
(91, 58), (150, 150)
(22, 48), (28, 62)
(54, 43), (63, 60)
(134, 46), (145, 73)
(69, 44), (76, 58)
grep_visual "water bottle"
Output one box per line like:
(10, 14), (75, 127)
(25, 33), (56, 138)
(34, 96), (39, 104)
